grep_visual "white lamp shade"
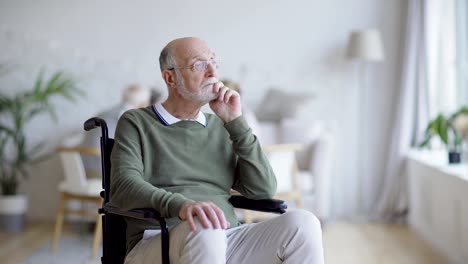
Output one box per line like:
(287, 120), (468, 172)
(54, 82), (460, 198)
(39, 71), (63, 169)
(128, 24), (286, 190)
(346, 29), (385, 61)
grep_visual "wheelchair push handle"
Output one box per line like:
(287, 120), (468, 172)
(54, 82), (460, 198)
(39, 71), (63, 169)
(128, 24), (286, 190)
(84, 117), (109, 141)
(84, 117), (107, 131)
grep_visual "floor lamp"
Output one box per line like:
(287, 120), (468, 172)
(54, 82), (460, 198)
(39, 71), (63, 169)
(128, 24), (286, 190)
(346, 29), (385, 213)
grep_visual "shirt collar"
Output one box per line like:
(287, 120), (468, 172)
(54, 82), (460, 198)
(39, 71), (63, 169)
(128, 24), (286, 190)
(152, 102), (207, 127)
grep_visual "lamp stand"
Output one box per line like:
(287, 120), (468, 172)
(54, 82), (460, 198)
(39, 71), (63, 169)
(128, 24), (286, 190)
(357, 61), (368, 214)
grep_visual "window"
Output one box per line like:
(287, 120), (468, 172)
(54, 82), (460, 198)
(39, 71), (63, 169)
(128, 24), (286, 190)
(456, 0), (468, 107)
(426, 0), (467, 117)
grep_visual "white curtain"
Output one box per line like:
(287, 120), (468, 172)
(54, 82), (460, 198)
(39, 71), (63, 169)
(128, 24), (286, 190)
(374, 0), (431, 220)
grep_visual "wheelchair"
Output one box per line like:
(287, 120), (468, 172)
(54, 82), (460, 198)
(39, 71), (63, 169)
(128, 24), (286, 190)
(84, 117), (287, 264)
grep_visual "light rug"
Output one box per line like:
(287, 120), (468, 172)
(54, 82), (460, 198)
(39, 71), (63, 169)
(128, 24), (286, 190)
(22, 234), (101, 264)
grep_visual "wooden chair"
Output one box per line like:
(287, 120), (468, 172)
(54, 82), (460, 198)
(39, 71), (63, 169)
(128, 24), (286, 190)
(50, 147), (103, 258)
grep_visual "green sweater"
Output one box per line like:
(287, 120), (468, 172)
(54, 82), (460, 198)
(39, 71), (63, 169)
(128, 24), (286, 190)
(109, 107), (277, 253)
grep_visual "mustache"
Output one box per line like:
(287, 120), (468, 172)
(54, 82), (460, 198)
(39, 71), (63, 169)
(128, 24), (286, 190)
(201, 77), (219, 88)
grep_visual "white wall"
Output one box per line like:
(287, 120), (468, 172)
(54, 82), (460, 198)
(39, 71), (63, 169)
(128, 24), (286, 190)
(0, 0), (405, 221)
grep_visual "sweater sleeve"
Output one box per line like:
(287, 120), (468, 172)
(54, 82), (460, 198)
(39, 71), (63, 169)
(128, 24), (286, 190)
(225, 115), (277, 199)
(109, 112), (193, 217)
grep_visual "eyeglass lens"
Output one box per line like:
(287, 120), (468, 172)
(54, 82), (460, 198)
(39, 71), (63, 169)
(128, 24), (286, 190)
(193, 59), (218, 72)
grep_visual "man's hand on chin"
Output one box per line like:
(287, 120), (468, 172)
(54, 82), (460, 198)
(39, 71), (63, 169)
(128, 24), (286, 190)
(209, 81), (242, 123)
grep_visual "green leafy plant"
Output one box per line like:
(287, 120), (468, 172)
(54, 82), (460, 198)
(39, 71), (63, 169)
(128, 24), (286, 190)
(419, 106), (468, 151)
(0, 69), (84, 195)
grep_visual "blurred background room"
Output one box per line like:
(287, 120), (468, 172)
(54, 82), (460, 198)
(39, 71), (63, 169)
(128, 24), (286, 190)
(0, 0), (467, 263)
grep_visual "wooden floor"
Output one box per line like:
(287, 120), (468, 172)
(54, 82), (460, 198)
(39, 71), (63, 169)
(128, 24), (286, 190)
(0, 222), (54, 264)
(322, 222), (449, 264)
(0, 221), (450, 264)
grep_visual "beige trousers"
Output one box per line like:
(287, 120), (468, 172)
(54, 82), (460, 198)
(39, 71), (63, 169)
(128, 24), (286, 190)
(124, 209), (324, 264)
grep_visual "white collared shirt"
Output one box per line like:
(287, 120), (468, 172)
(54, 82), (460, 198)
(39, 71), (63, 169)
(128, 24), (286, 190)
(152, 102), (207, 127)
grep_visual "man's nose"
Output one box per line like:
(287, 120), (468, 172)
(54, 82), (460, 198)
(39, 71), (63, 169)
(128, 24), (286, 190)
(205, 62), (217, 78)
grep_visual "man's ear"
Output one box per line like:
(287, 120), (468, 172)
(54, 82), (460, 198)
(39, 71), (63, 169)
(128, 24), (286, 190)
(162, 70), (176, 87)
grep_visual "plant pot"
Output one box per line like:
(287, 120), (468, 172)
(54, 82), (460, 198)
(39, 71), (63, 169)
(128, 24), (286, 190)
(0, 194), (28, 232)
(448, 151), (461, 164)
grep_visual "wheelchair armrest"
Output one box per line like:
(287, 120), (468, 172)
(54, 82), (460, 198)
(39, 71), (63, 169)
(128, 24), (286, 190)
(101, 196), (287, 220)
(101, 204), (164, 221)
(229, 195), (287, 214)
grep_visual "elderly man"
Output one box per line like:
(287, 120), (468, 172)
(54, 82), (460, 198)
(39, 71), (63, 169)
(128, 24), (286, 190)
(110, 37), (324, 264)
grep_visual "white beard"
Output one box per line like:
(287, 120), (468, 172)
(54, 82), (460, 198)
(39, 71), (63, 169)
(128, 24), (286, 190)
(175, 72), (218, 104)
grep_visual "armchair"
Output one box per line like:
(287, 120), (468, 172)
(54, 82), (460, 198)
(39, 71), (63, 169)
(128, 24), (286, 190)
(258, 118), (335, 220)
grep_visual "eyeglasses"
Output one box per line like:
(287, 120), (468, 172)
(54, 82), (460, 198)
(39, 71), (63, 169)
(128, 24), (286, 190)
(169, 59), (219, 73)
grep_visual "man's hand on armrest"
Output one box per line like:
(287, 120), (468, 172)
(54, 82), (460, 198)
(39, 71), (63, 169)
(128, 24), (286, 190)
(178, 201), (230, 232)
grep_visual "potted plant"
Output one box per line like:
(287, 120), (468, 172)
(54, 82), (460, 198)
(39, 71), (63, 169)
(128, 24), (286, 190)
(419, 106), (468, 164)
(0, 69), (83, 232)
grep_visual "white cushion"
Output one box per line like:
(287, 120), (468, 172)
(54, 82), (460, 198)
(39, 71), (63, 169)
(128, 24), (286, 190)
(266, 150), (295, 193)
(255, 88), (313, 122)
(59, 178), (102, 197)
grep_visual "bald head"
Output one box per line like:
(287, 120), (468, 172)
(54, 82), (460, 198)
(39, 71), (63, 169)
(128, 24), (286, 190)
(159, 37), (213, 72)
